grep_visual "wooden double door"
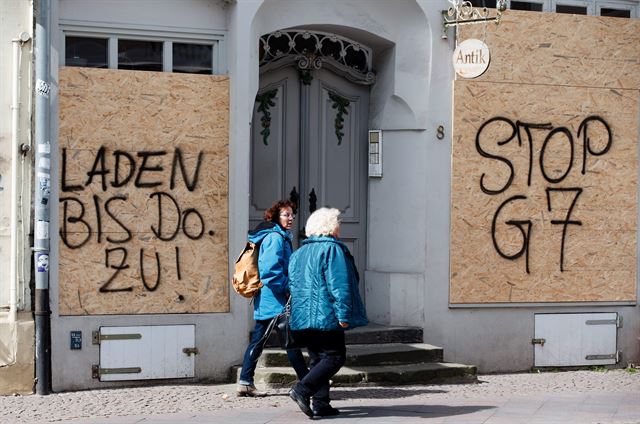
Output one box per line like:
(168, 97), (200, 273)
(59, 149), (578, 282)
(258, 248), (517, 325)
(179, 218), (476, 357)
(250, 66), (370, 296)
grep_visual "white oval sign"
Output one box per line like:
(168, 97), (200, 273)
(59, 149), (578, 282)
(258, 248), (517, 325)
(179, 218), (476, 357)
(452, 39), (490, 79)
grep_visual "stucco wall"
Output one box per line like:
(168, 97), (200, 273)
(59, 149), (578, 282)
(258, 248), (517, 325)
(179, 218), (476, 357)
(0, 0), (34, 395)
(251, 0), (432, 130)
(59, 0), (228, 30)
(451, 11), (639, 305)
(250, 0), (444, 332)
(421, 8), (640, 372)
(50, 0), (244, 391)
(49, 0), (446, 390)
(47, 0), (640, 391)
(345, 2), (640, 372)
(0, 0), (33, 311)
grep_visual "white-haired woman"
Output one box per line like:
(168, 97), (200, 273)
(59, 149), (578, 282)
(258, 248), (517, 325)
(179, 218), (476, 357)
(287, 207), (368, 417)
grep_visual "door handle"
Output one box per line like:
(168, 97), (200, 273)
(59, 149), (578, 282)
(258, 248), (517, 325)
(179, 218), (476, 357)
(309, 188), (317, 214)
(289, 186), (299, 210)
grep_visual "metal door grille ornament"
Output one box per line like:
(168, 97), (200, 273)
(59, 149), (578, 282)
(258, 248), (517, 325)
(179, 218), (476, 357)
(259, 30), (375, 85)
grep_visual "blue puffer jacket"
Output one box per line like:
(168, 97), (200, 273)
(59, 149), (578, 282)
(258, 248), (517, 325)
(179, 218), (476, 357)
(288, 236), (368, 331)
(248, 221), (293, 320)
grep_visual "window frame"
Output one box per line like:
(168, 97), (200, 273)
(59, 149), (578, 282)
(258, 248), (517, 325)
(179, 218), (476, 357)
(63, 34), (110, 68)
(59, 20), (226, 74)
(596, 0), (638, 17)
(508, 0), (548, 11)
(504, 0), (639, 15)
(552, 0), (594, 15)
(547, 0), (639, 16)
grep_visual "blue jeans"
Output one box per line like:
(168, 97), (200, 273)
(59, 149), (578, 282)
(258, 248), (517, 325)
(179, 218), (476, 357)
(291, 329), (346, 408)
(239, 318), (308, 385)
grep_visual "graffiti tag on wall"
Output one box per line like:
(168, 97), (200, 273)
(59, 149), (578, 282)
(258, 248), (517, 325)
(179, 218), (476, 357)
(57, 67), (229, 315)
(476, 116), (612, 274)
(60, 146), (210, 294)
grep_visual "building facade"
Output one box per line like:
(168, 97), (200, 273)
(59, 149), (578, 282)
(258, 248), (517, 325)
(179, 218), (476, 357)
(1, 0), (639, 393)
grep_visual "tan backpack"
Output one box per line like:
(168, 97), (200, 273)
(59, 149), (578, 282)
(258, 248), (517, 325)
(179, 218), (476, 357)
(231, 241), (263, 298)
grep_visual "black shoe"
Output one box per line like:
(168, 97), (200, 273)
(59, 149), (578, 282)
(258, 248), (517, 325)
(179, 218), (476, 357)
(289, 388), (313, 418)
(313, 405), (340, 417)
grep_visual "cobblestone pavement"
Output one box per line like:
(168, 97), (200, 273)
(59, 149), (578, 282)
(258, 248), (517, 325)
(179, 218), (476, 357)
(2, 369), (639, 423)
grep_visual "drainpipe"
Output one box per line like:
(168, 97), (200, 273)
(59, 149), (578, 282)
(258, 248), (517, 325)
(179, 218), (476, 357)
(11, 32), (31, 323)
(34, 0), (52, 395)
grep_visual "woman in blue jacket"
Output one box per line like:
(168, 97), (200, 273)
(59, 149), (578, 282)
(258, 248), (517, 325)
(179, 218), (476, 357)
(237, 200), (307, 397)
(287, 207), (368, 417)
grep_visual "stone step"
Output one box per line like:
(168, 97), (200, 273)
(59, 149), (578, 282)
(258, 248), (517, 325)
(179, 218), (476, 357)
(253, 362), (477, 387)
(259, 343), (443, 367)
(345, 324), (424, 345)
(265, 323), (423, 347)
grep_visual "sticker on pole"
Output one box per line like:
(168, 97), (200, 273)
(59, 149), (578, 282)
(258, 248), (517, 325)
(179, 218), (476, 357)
(36, 220), (49, 239)
(36, 79), (51, 98)
(36, 253), (49, 272)
(452, 39), (490, 79)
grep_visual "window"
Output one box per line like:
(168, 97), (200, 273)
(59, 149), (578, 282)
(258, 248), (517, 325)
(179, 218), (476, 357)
(556, 4), (588, 14)
(118, 39), (163, 72)
(470, 0), (498, 7)
(501, 0), (639, 16)
(511, 1), (543, 11)
(600, 7), (631, 17)
(173, 43), (212, 74)
(65, 36), (108, 68)
(61, 26), (225, 74)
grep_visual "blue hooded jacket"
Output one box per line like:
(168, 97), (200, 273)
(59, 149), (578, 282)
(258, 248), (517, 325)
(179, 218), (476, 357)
(248, 221), (293, 320)
(288, 236), (368, 331)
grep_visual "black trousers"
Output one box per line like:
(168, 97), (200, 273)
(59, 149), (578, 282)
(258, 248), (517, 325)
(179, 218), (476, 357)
(293, 329), (346, 407)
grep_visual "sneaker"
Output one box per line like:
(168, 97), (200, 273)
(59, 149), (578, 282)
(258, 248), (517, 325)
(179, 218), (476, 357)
(236, 383), (267, 397)
(313, 405), (340, 417)
(289, 388), (313, 418)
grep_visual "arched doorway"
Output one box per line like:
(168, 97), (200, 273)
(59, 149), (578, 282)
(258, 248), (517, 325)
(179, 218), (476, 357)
(249, 30), (375, 298)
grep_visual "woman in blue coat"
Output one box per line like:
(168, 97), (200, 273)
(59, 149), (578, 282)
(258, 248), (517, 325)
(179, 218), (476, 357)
(236, 200), (307, 397)
(287, 207), (368, 417)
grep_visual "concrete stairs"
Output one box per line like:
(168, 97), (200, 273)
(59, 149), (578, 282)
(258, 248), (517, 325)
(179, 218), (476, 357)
(239, 323), (477, 387)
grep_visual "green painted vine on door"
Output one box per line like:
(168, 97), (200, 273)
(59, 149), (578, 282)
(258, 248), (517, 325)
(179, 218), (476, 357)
(329, 91), (350, 145)
(255, 88), (278, 145)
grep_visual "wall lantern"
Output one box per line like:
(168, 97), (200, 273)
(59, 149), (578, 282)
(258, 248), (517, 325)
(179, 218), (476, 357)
(442, 0), (507, 39)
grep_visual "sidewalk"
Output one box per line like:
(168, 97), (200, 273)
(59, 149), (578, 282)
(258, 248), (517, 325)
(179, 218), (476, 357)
(2, 369), (639, 423)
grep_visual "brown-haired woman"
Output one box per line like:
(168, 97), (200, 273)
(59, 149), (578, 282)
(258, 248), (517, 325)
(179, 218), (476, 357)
(236, 200), (307, 397)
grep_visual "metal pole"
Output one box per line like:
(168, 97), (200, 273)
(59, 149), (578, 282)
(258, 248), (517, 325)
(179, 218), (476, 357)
(34, 0), (52, 395)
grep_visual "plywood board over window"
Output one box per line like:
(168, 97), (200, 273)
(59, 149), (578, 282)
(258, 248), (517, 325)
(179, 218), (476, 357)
(450, 10), (640, 304)
(58, 68), (229, 315)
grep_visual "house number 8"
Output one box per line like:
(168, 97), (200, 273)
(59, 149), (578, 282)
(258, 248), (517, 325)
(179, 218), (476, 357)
(436, 125), (445, 140)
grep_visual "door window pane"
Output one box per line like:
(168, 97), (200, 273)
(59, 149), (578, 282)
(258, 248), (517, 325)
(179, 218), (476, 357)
(511, 1), (543, 11)
(173, 43), (213, 74)
(556, 4), (587, 14)
(65, 36), (108, 68)
(600, 8), (630, 18)
(118, 39), (163, 72)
